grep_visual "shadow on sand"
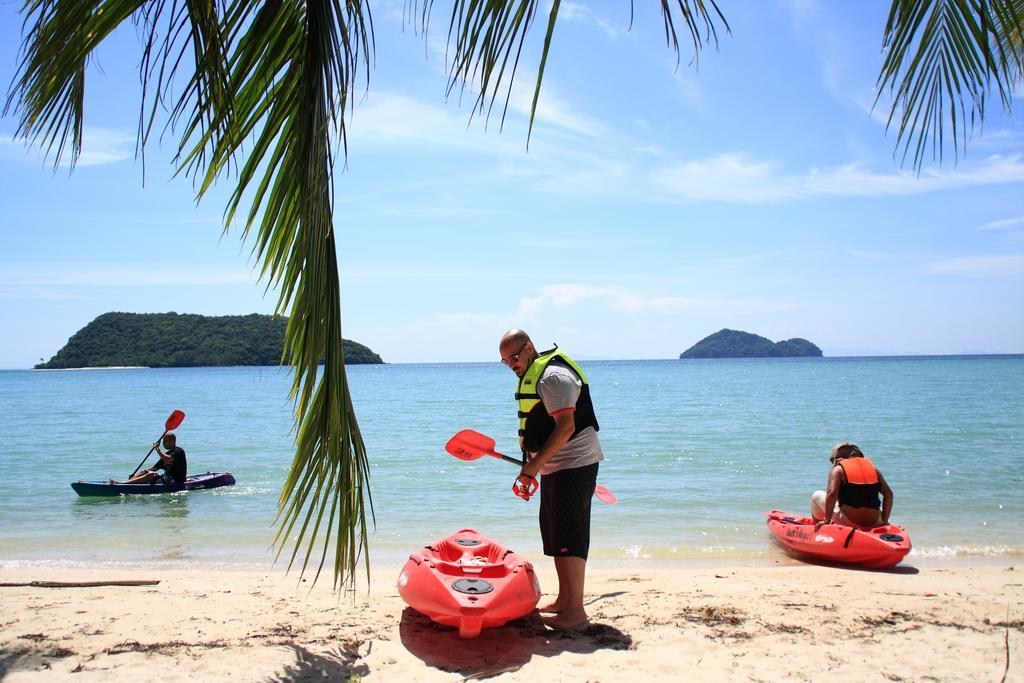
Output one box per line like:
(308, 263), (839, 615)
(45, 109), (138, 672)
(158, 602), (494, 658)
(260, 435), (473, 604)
(399, 607), (633, 679)
(268, 643), (370, 682)
(792, 557), (921, 575)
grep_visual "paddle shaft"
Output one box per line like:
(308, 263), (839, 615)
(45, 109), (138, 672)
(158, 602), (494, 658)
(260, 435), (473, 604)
(446, 429), (616, 504)
(129, 433), (166, 478)
(493, 451), (525, 466)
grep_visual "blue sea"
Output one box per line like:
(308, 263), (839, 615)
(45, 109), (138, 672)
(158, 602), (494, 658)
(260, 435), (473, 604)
(1, 356), (1021, 570)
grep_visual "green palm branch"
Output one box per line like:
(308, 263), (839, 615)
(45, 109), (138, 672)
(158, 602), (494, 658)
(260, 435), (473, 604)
(877, 0), (1024, 169)
(4, 0), (1019, 589)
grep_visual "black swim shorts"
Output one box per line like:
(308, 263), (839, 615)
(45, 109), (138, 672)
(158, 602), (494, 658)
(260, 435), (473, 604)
(539, 462), (599, 560)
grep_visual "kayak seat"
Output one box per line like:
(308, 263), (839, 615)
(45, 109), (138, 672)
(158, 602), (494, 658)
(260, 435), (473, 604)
(422, 539), (521, 578)
(433, 538), (506, 564)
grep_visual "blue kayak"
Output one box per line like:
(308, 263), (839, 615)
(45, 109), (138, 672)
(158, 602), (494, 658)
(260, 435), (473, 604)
(71, 472), (236, 497)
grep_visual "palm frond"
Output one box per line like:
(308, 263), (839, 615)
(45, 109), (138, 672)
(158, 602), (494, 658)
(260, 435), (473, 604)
(877, 0), (1024, 170)
(656, 0), (729, 67)
(5, 1), (142, 168)
(9, 0), (375, 589)
(6, 0), (232, 173)
(188, 0), (375, 589)
(410, 0), (727, 145)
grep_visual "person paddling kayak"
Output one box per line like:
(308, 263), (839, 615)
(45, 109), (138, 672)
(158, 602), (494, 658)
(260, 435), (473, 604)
(112, 433), (187, 486)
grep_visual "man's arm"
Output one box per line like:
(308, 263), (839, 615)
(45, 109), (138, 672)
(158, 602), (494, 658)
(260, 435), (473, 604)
(815, 466), (842, 529)
(520, 410), (575, 480)
(878, 470), (893, 525)
(155, 444), (173, 465)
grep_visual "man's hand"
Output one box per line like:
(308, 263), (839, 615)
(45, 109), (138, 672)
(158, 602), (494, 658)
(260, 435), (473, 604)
(513, 473), (538, 500)
(520, 460), (540, 481)
(814, 519), (831, 531)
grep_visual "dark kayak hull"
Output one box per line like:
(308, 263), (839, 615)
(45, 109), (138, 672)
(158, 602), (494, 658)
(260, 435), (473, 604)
(71, 472), (236, 497)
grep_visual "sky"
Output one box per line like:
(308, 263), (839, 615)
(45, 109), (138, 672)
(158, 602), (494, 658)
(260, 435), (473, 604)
(1, 1), (1022, 368)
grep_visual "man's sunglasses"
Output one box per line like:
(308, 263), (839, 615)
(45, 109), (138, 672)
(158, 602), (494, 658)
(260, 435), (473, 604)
(501, 342), (529, 366)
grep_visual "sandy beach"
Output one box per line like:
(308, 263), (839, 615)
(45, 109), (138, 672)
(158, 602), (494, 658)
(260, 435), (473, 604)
(2, 561), (1021, 682)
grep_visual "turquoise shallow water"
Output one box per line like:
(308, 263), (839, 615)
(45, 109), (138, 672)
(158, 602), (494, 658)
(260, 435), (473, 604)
(0, 356), (1021, 569)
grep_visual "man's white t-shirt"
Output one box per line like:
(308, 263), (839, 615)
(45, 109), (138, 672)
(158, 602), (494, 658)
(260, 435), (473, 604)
(531, 363), (604, 475)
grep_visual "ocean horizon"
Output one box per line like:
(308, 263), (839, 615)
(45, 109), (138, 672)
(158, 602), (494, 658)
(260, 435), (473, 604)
(1, 355), (1021, 570)
(14, 351), (1024, 371)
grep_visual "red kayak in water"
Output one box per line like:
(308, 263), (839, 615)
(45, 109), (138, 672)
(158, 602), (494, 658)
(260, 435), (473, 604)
(765, 510), (912, 568)
(397, 529), (541, 638)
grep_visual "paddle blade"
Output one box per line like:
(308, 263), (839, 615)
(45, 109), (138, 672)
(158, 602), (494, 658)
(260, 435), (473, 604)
(594, 484), (617, 505)
(445, 429), (496, 461)
(165, 410), (186, 431)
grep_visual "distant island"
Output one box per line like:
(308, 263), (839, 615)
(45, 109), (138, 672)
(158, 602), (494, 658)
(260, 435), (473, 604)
(36, 312), (383, 369)
(680, 329), (822, 359)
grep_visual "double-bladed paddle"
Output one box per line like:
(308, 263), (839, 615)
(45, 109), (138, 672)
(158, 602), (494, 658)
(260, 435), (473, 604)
(129, 410), (186, 477)
(445, 429), (617, 504)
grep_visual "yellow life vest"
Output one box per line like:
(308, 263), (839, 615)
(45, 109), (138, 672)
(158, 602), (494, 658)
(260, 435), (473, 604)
(516, 347), (599, 452)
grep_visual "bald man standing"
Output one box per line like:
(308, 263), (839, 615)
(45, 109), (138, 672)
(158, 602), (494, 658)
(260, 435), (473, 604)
(500, 329), (604, 630)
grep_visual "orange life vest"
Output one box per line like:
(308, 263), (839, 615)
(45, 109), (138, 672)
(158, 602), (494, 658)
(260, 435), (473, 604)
(837, 457), (881, 509)
(837, 457), (878, 484)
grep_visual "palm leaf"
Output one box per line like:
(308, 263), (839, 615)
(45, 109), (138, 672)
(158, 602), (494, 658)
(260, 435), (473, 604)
(412, 0), (727, 144)
(877, 0), (1024, 169)
(5, 1), (139, 167)
(188, 0), (375, 589)
(8, 0), (375, 589)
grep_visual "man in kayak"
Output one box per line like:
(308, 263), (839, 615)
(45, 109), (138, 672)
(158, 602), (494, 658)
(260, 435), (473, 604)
(812, 442), (893, 529)
(112, 433), (188, 486)
(500, 329), (603, 631)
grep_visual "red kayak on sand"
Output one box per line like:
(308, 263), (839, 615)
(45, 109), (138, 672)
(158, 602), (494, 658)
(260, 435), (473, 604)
(397, 529), (541, 638)
(765, 510), (912, 569)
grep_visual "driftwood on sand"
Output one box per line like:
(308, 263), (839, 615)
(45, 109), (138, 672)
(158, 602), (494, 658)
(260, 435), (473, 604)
(0, 580), (160, 588)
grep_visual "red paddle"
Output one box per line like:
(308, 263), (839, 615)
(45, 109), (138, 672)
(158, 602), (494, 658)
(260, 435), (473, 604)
(129, 410), (186, 477)
(445, 429), (617, 504)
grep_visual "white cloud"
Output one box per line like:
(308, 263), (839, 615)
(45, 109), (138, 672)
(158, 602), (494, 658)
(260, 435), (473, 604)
(845, 249), (889, 260)
(0, 127), (134, 168)
(980, 216), (1024, 231)
(514, 283), (792, 317)
(348, 86), (604, 156)
(505, 84), (608, 139)
(361, 282), (796, 362)
(348, 92), (489, 149)
(669, 67), (708, 114)
(784, 0), (879, 120)
(521, 236), (655, 250)
(379, 205), (489, 218)
(924, 254), (1024, 277)
(652, 153), (1024, 203)
(0, 265), (258, 289)
(559, 1), (622, 40)
(633, 144), (669, 157)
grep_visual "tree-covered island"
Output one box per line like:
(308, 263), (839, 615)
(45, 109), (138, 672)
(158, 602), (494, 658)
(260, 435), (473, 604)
(36, 312), (383, 369)
(680, 329), (823, 359)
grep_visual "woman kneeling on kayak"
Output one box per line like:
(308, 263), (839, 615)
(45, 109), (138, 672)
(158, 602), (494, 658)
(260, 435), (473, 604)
(811, 442), (893, 530)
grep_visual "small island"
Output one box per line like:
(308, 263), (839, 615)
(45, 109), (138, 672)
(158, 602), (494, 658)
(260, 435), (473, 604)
(36, 312), (384, 369)
(680, 329), (822, 359)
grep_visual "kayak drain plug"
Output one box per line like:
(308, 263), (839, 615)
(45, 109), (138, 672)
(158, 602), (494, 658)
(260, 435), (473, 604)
(453, 579), (494, 595)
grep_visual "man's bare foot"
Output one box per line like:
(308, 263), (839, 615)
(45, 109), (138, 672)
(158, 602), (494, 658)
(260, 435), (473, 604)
(542, 612), (589, 631)
(537, 600), (565, 613)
